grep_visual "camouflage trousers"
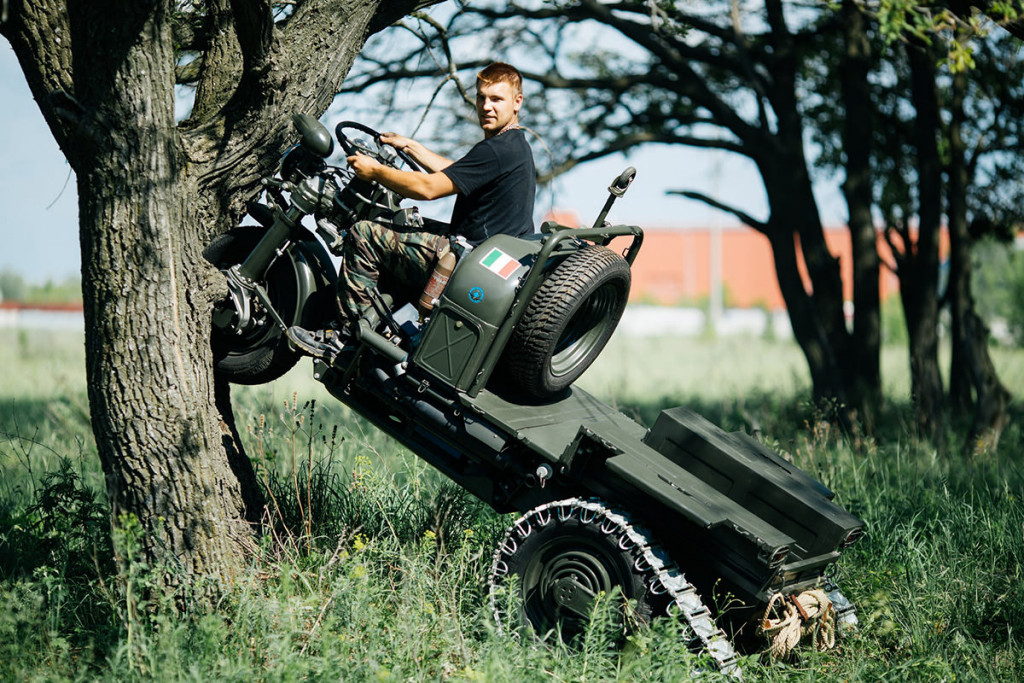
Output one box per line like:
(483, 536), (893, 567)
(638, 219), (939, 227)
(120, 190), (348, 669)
(337, 219), (448, 320)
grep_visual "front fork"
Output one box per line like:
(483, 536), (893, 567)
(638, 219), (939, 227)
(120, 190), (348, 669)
(213, 179), (324, 336)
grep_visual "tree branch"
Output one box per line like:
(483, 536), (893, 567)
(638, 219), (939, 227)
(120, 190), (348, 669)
(171, 8), (206, 54)
(540, 128), (744, 180)
(366, 0), (446, 34)
(573, 0), (758, 143)
(191, 0), (437, 193)
(667, 189), (769, 234)
(186, 0), (243, 124)
(401, 11), (474, 108)
(0, 0), (78, 157)
(469, 1), (766, 77)
(176, 57), (203, 85)
(882, 222), (908, 273)
(229, 0), (274, 75)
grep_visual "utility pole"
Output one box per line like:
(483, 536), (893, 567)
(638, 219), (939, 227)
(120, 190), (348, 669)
(708, 159), (723, 334)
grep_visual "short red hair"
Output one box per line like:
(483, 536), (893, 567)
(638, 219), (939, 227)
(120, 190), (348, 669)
(477, 62), (523, 96)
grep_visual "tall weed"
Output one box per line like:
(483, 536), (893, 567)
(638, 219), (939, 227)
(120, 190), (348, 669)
(1, 331), (1023, 680)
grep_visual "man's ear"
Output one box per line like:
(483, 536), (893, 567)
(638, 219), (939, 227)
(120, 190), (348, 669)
(514, 92), (523, 114)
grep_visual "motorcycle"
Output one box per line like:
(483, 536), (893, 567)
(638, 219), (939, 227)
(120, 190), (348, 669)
(205, 114), (634, 395)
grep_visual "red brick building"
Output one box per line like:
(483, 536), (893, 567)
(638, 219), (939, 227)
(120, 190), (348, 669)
(602, 224), (941, 311)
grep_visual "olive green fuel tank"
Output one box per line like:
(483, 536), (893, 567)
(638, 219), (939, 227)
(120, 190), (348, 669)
(411, 235), (544, 392)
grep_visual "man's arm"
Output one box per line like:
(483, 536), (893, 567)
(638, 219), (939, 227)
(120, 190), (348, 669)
(348, 153), (458, 201)
(380, 133), (453, 173)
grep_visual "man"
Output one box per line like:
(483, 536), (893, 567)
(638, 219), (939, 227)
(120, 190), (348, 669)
(290, 61), (536, 359)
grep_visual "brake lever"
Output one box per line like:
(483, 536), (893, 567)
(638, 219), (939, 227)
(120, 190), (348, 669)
(261, 178), (290, 209)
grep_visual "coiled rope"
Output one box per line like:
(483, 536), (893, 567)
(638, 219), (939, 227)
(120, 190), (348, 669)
(758, 589), (836, 659)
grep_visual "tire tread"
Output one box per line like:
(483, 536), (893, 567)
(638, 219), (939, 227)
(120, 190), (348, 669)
(503, 245), (630, 397)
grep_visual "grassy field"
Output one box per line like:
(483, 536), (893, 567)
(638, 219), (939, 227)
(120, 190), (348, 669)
(1, 327), (1023, 681)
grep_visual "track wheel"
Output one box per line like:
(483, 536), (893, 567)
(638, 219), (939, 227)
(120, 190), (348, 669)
(488, 498), (661, 643)
(488, 499), (741, 674)
(204, 227), (303, 385)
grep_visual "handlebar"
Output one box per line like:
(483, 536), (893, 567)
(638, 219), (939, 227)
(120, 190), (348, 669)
(334, 120), (423, 172)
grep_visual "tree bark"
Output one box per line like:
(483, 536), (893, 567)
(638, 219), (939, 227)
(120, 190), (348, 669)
(901, 40), (945, 441)
(2, 0), (429, 587)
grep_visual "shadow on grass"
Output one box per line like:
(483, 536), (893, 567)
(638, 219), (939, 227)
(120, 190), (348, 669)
(0, 459), (119, 674)
(1, 394), (94, 462)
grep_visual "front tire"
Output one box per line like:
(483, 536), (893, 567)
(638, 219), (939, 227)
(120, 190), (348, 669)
(501, 245), (630, 399)
(204, 227), (305, 385)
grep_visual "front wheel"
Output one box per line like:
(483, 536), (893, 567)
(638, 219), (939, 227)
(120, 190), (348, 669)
(204, 227), (308, 384)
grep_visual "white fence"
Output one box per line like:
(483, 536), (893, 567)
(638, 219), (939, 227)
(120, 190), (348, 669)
(0, 308), (85, 330)
(3, 304), (790, 338)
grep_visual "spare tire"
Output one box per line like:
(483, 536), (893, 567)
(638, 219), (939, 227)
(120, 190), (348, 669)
(502, 245), (630, 398)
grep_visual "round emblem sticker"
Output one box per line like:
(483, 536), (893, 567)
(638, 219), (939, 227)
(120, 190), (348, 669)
(468, 286), (485, 303)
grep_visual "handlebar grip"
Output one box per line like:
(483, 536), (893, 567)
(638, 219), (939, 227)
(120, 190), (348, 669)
(609, 166), (637, 197)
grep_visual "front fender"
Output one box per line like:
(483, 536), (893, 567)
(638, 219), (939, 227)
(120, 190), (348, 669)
(290, 235), (339, 328)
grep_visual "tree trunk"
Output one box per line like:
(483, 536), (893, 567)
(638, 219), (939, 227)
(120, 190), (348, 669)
(757, 153), (858, 430)
(763, 225), (849, 412)
(948, 50), (973, 415)
(758, 178), (851, 416)
(2, 0), (426, 587)
(758, 0), (864, 430)
(78, 144), (264, 579)
(839, 0), (882, 432)
(945, 55), (1011, 455)
(902, 40), (945, 441)
(25, 0), (264, 582)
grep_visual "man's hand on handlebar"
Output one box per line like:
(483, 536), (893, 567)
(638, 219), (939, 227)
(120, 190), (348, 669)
(379, 132), (414, 152)
(347, 153), (383, 182)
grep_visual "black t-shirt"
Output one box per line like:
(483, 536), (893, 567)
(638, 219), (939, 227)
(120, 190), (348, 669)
(442, 128), (536, 246)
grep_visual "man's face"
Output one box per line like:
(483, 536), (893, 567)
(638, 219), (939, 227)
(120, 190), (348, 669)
(476, 80), (522, 138)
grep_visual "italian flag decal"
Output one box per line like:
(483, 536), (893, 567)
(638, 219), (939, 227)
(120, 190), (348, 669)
(481, 248), (521, 279)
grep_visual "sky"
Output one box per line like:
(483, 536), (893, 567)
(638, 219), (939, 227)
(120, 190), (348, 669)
(1, 43), (81, 285)
(0, 41), (846, 286)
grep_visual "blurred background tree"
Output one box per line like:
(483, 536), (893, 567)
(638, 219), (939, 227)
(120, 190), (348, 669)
(341, 0), (1023, 451)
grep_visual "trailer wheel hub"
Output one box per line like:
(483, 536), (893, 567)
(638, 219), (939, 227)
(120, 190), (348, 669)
(548, 566), (600, 618)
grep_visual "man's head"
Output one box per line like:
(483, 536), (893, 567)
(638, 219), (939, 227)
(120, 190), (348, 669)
(476, 62), (524, 138)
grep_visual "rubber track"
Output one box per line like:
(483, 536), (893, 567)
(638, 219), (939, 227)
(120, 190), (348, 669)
(488, 497), (741, 676)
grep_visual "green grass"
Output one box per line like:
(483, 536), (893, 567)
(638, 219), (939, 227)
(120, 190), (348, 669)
(1, 327), (1023, 681)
